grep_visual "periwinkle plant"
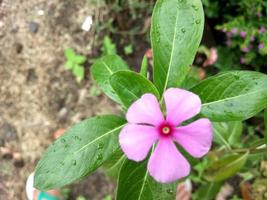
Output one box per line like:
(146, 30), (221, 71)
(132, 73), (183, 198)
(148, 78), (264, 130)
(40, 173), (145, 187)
(34, 0), (267, 199)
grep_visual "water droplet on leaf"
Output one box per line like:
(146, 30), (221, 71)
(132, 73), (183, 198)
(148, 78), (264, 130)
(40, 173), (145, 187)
(192, 4), (199, 11)
(72, 160), (77, 166)
(166, 189), (174, 194)
(97, 143), (104, 150)
(97, 154), (103, 161)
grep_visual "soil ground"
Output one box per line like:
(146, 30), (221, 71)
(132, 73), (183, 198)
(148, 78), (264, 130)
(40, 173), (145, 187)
(0, 0), (121, 199)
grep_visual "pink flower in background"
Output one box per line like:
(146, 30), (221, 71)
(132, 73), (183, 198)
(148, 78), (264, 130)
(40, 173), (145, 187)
(241, 46), (249, 53)
(119, 88), (212, 183)
(250, 35), (255, 42)
(231, 28), (238, 34)
(203, 47), (218, 67)
(259, 26), (266, 33)
(240, 31), (246, 38)
(258, 43), (264, 49)
(226, 32), (233, 38)
(226, 40), (232, 46)
(240, 57), (245, 64)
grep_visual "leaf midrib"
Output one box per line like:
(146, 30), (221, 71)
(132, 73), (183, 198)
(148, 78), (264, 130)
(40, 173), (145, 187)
(219, 152), (248, 172)
(160, 5), (180, 99)
(73, 123), (126, 155)
(102, 60), (113, 74)
(202, 88), (267, 107)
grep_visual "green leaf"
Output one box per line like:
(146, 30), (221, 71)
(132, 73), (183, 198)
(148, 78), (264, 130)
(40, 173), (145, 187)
(110, 71), (160, 108)
(140, 56), (148, 78)
(212, 121), (243, 148)
(192, 182), (222, 200)
(73, 65), (84, 82)
(105, 152), (126, 179)
(34, 115), (126, 190)
(151, 0), (204, 95)
(181, 66), (202, 90)
(191, 71), (267, 121)
(64, 61), (73, 70)
(74, 55), (87, 65)
(91, 55), (129, 104)
(204, 152), (248, 182)
(64, 48), (76, 61)
(265, 109), (267, 145)
(101, 36), (117, 56)
(116, 159), (177, 200)
(124, 44), (133, 55)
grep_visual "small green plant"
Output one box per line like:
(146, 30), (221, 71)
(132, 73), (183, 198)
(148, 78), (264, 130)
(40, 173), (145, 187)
(101, 36), (117, 56)
(64, 48), (86, 82)
(124, 44), (133, 55)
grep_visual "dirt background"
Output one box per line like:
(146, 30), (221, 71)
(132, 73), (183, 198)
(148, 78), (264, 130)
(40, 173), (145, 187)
(0, 0), (122, 199)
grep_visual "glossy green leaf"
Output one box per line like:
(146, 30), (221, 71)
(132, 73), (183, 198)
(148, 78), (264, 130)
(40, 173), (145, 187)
(110, 71), (160, 108)
(192, 182), (222, 200)
(151, 0), (204, 95)
(191, 71), (267, 121)
(91, 55), (129, 104)
(116, 159), (177, 200)
(34, 115), (126, 190)
(104, 151), (126, 179)
(204, 152), (248, 182)
(264, 109), (267, 145)
(140, 56), (148, 78)
(212, 121), (243, 148)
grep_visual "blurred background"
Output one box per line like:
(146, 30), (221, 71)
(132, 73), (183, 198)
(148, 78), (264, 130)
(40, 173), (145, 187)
(0, 0), (267, 199)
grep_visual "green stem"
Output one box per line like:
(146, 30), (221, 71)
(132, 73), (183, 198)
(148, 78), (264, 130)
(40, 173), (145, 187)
(230, 145), (267, 154)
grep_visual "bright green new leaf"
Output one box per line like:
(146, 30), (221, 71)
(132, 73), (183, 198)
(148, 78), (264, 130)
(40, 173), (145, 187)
(110, 71), (160, 108)
(64, 60), (73, 70)
(151, 0), (204, 95)
(73, 65), (85, 82)
(91, 55), (129, 104)
(191, 71), (267, 121)
(64, 48), (76, 61)
(116, 159), (177, 200)
(34, 115), (126, 190)
(74, 55), (87, 65)
(204, 152), (248, 182)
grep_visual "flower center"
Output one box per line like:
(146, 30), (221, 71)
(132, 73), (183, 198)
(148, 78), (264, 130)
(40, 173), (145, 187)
(162, 126), (171, 135)
(158, 122), (173, 137)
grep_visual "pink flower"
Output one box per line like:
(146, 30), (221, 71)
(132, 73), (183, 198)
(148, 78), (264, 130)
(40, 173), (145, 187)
(119, 88), (212, 183)
(203, 47), (218, 67)
(240, 57), (245, 64)
(240, 31), (246, 38)
(259, 26), (266, 33)
(258, 43), (264, 49)
(241, 47), (249, 53)
(231, 28), (238, 34)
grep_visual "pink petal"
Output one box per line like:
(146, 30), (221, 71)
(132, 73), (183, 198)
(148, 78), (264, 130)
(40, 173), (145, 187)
(126, 94), (164, 126)
(164, 88), (201, 126)
(173, 119), (212, 158)
(148, 139), (190, 183)
(119, 124), (159, 162)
